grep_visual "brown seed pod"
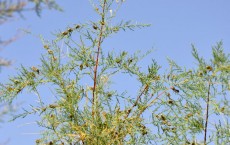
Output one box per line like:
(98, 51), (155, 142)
(69, 114), (74, 119)
(52, 57), (57, 61)
(166, 92), (171, 97)
(162, 120), (168, 125)
(168, 100), (174, 105)
(162, 128), (170, 132)
(128, 58), (133, 64)
(30, 72), (36, 78)
(220, 107), (225, 112)
(100, 21), (105, 25)
(85, 62), (89, 67)
(140, 124), (147, 135)
(80, 64), (83, 70)
(160, 114), (166, 121)
(115, 58), (121, 64)
(43, 45), (49, 49)
(185, 113), (193, 119)
(198, 72), (203, 76)
(13, 79), (20, 84)
(16, 88), (22, 94)
(31, 66), (39, 74)
(155, 75), (161, 80)
(62, 31), (68, 36)
(41, 107), (46, 112)
(93, 25), (98, 30)
(113, 27), (119, 32)
(172, 75), (176, 80)
(170, 86), (175, 90)
(170, 86), (179, 93)
(89, 87), (94, 91)
(50, 114), (55, 118)
(126, 109), (131, 114)
(67, 28), (73, 33)
(7, 87), (13, 91)
(102, 111), (107, 118)
(75, 25), (80, 29)
(35, 139), (41, 143)
(167, 74), (170, 80)
(206, 66), (213, 71)
(28, 81), (34, 86)
(49, 104), (58, 109)
(48, 49), (53, 55)
(174, 89), (179, 93)
(107, 93), (112, 98)
(171, 127), (176, 132)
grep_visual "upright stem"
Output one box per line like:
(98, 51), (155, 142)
(204, 81), (211, 145)
(92, 0), (106, 113)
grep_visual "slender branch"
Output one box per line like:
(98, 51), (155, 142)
(138, 87), (171, 116)
(92, 0), (106, 111)
(124, 86), (170, 120)
(125, 84), (149, 118)
(204, 81), (211, 145)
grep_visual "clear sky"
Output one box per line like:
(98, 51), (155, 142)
(0, 0), (230, 144)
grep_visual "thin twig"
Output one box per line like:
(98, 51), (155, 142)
(138, 87), (171, 116)
(125, 84), (149, 118)
(204, 81), (211, 145)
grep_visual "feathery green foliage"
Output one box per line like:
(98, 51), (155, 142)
(0, 0), (61, 134)
(0, 0), (230, 144)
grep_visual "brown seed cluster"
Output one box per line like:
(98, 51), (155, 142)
(31, 66), (39, 74)
(170, 86), (179, 93)
(48, 49), (53, 55)
(61, 24), (81, 37)
(93, 25), (98, 30)
(206, 66), (213, 71)
(43, 45), (49, 49)
(168, 100), (174, 105)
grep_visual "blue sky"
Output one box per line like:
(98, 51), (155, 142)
(0, 0), (230, 144)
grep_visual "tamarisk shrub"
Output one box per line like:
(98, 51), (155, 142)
(0, 0), (229, 144)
